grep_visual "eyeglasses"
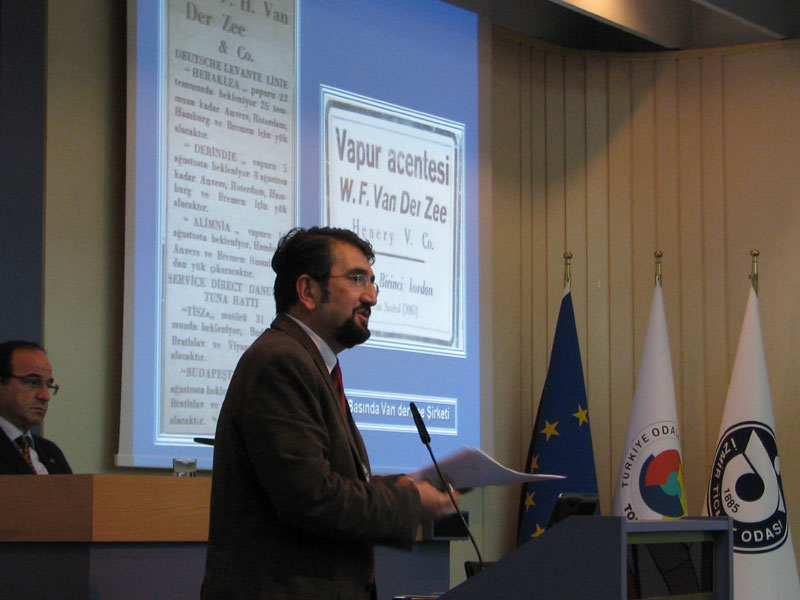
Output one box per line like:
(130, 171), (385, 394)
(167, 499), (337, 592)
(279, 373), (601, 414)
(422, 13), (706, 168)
(6, 374), (59, 396)
(329, 273), (380, 295)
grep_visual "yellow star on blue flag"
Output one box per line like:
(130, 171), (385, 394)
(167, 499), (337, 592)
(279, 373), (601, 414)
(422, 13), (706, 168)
(540, 420), (560, 440)
(573, 404), (589, 426)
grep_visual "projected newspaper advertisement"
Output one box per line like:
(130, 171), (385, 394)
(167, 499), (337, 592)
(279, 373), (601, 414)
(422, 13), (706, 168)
(323, 88), (465, 356)
(122, 0), (478, 470)
(159, 0), (296, 438)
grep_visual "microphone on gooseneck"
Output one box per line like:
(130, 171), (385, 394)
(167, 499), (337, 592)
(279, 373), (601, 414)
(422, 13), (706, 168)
(410, 402), (484, 571)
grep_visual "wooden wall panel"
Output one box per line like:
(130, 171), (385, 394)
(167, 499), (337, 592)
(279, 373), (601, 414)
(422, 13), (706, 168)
(653, 59), (680, 387)
(564, 54), (588, 338)
(698, 53), (728, 466)
(490, 30), (800, 568)
(675, 57), (707, 510)
(544, 52), (567, 355)
(630, 60), (658, 386)
(488, 35), (525, 556)
(518, 45), (535, 457)
(606, 58), (635, 500)
(527, 47), (547, 458)
(584, 56), (612, 510)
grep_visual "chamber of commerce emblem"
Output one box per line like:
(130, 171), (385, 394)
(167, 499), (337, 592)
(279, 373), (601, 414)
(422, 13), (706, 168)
(706, 421), (787, 553)
(618, 421), (687, 520)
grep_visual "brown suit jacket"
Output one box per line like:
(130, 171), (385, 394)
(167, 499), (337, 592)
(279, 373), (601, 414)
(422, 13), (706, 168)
(201, 314), (421, 600)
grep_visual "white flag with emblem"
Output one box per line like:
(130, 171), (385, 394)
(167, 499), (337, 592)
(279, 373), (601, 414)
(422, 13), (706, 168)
(613, 285), (687, 519)
(704, 285), (800, 598)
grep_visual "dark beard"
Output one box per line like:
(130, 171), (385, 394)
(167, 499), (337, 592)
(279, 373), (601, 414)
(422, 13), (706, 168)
(333, 313), (371, 348)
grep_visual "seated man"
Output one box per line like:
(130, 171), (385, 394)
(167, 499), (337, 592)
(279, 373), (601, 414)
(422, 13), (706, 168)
(0, 340), (71, 474)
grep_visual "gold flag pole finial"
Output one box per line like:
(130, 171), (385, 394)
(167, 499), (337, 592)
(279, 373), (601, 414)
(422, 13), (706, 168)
(654, 250), (663, 287)
(750, 249), (759, 295)
(564, 252), (572, 288)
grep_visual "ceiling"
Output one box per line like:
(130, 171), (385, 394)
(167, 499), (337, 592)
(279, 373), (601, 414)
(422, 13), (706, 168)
(448, 0), (800, 51)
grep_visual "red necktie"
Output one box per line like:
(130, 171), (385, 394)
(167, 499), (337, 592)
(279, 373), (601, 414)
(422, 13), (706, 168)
(331, 362), (347, 413)
(331, 361), (375, 585)
(16, 436), (36, 472)
(331, 363), (374, 582)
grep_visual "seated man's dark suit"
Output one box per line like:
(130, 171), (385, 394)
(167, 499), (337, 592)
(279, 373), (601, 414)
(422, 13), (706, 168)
(201, 314), (421, 600)
(0, 431), (72, 474)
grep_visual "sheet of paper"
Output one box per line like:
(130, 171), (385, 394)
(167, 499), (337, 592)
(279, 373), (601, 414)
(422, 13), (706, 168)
(413, 446), (565, 490)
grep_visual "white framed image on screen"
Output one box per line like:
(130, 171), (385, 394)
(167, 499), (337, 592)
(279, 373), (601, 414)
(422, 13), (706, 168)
(321, 86), (466, 357)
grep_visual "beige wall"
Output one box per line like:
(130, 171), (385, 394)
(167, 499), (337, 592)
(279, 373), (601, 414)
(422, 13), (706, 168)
(40, 0), (800, 580)
(43, 0), (128, 474)
(489, 28), (800, 565)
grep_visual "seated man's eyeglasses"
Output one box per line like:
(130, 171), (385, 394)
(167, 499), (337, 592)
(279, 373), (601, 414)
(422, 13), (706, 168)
(6, 374), (60, 396)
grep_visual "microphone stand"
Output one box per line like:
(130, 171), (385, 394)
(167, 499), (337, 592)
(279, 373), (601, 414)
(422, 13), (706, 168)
(410, 402), (484, 571)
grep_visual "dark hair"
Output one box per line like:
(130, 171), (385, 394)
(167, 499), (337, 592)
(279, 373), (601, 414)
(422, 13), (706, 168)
(272, 227), (374, 313)
(0, 340), (46, 381)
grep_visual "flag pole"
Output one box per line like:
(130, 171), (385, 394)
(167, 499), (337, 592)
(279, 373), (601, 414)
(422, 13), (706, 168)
(563, 251), (572, 288)
(654, 250), (663, 287)
(749, 249), (759, 296)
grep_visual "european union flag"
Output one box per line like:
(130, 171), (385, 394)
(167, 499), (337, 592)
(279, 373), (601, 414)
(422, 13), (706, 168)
(516, 287), (599, 545)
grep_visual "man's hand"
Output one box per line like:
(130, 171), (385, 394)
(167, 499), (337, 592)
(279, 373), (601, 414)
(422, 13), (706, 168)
(412, 480), (460, 522)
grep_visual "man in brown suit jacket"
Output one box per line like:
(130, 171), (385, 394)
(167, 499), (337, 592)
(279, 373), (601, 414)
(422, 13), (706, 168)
(201, 227), (455, 600)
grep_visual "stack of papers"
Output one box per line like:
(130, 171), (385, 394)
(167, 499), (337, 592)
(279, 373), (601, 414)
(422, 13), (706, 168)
(413, 446), (565, 491)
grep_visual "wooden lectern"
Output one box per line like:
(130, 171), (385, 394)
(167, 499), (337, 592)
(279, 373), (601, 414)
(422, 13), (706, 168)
(0, 474), (452, 600)
(0, 474), (211, 598)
